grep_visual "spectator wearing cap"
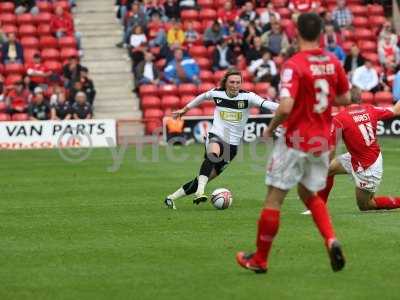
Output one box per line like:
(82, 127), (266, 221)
(72, 92), (93, 119)
(51, 89), (72, 120)
(164, 48), (200, 85)
(332, 0), (352, 29)
(80, 67), (96, 105)
(248, 51), (278, 84)
(344, 44), (365, 76)
(26, 53), (52, 92)
(28, 87), (50, 120)
(212, 39), (236, 71)
(204, 21), (224, 47)
(51, 6), (82, 51)
(2, 33), (24, 64)
(167, 19), (185, 46)
(351, 60), (379, 92)
(135, 51), (161, 87)
(6, 80), (31, 114)
(63, 55), (84, 90)
(15, 0), (39, 15)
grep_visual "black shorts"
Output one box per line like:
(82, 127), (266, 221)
(204, 133), (238, 175)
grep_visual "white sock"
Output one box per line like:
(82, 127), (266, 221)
(195, 175), (208, 196)
(168, 188), (186, 200)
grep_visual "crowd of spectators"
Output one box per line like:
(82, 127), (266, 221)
(0, 0), (96, 121)
(115, 0), (397, 122)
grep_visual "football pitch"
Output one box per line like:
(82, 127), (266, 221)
(1, 138), (399, 300)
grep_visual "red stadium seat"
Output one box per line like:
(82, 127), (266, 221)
(139, 84), (158, 97)
(18, 24), (37, 37)
(272, 0), (286, 8)
(43, 60), (62, 74)
(368, 15), (386, 27)
(342, 29), (354, 41)
(277, 8), (291, 19)
(23, 49), (39, 63)
(202, 107), (214, 116)
(37, 1), (53, 13)
(189, 45), (207, 58)
(12, 113), (29, 121)
(183, 21), (202, 32)
(0, 113), (11, 121)
(158, 84), (178, 97)
(358, 40), (377, 53)
(141, 96), (161, 109)
(199, 9), (217, 21)
(342, 41), (354, 53)
(60, 48), (78, 60)
(37, 24), (51, 36)
(196, 57), (211, 70)
(0, 13), (16, 25)
(242, 70), (252, 82)
(180, 95), (194, 107)
(353, 28), (374, 41)
(39, 35), (58, 49)
(367, 4), (384, 16)
(198, 0), (214, 9)
(185, 107), (203, 116)
(374, 91), (393, 104)
(5, 74), (23, 86)
(161, 96), (180, 109)
(213, 70), (225, 83)
(2, 24), (17, 34)
(206, 46), (215, 57)
(144, 108), (164, 119)
(145, 119), (162, 134)
(201, 20), (214, 31)
(41, 48), (60, 61)
(362, 52), (379, 64)
(181, 10), (198, 21)
(349, 5), (367, 17)
(0, 101), (7, 112)
(360, 92), (374, 104)
(34, 12), (53, 25)
(11, 100), (28, 112)
(178, 83), (198, 96)
(17, 13), (34, 26)
(198, 82), (215, 94)
(352, 17), (368, 28)
(199, 70), (214, 83)
(254, 82), (271, 97)
(4, 63), (25, 76)
(0, 2), (15, 13)
(241, 82), (255, 92)
(58, 36), (77, 48)
(20, 36), (39, 49)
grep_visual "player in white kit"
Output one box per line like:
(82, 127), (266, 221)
(164, 68), (278, 209)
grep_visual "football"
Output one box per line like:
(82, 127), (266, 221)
(210, 188), (233, 210)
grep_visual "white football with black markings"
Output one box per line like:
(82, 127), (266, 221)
(210, 188), (233, 210)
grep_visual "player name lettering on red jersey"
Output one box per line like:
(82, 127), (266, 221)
(352, 114), (370, 123)
(310, 64), (335, 76)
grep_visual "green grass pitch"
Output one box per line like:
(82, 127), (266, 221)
(1, 138), (399, 300)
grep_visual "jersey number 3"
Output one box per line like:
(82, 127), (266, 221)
(314, 79), (329, 113)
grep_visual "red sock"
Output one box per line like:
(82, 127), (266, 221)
(317, 176), (334, 203)
(306, 195), (336, 245)
(254, 208), (280, 264)
(373, 196), (400, 210)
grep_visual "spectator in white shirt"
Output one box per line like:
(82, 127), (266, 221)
(351, 60), (379, 92)
(129, 25), (147, 48)
(248, 51), (278, 84)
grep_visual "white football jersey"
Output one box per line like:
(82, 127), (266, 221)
(187, 88), (278, 145)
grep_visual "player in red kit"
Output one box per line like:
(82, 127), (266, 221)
(318, 92), (400, 211)
(236, 13), (351, 274)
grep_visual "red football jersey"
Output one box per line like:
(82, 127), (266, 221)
(333, 104), (394, 170)
(280, 48), (349, 152)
